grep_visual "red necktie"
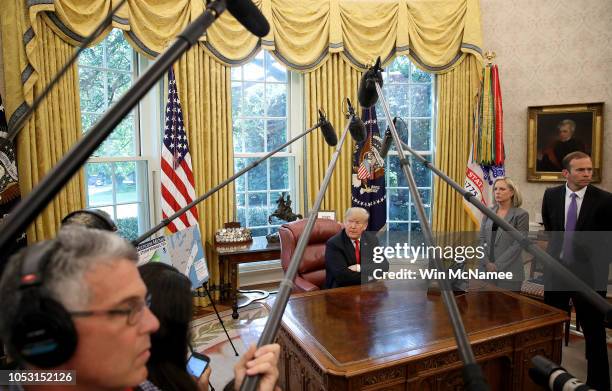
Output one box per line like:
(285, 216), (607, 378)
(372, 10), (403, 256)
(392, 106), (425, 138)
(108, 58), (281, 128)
(355, 239), (361, 264)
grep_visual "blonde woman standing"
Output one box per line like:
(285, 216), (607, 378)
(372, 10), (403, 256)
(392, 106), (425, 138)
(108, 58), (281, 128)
(478, 177), (529, 291)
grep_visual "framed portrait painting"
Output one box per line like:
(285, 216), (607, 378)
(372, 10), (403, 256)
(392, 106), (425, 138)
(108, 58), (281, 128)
(527, 102), (603, 182)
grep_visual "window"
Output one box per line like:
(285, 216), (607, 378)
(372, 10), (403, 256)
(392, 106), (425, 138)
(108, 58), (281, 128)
(79, 29), (152, 240)
(231, 51), (296, 237)
(375, 56), (435, 235)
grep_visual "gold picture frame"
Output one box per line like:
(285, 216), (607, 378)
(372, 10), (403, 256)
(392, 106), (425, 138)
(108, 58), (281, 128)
(527, 102), (603, 182)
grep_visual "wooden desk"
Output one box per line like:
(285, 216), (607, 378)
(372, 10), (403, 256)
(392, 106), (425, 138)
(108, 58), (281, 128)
(277, 280), (567, 390)
(210, 236), (280, 318)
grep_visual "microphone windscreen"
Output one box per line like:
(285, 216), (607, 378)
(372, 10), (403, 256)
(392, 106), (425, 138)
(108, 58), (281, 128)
(227, 0), (270, 37)
(357, 58), (384, 108)
(349, 115), (367, 143)
(318, 110), (337, 146)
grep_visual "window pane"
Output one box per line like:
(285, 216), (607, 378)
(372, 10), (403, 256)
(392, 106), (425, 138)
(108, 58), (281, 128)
(386, 57), (411, 83)
(411, 157), (431, 187)
(105, 29), (132, 71)
(87, 162), (113, 206)
(236, 192), (245, 207)
(233, 120), (244, 153)
(266, 119), (286, 152)
(114, 161), (138, 203)
(387, 156), (408, 187)
(237, 206), (246, 225)
(232, 82), (242, 117)
(95, 115), (136, 157)
(246, 157), (267, 191)
(79, 68), (106, 113)
(247, 193), (268, 226)
(250, 227), (269, 237)
(266, 83), (287, 117)
(243, 51), (264, 81)
(389, 222), (409, 232)
(410, 85), (432, 117)
(412, 65), (432, 83)
(243, 82), (264, 116)
(265, 52), (287, 82)
(411, 119), (431, 151)
(269, 157), (289, 190)
(80, 45), (104, 67)
(385, 86), (410, 118)
(243, 119), (265, 153)
(116, 203), (140, 241)
(231, 66), (241, 81)
(388, 188), (410, 221)
(107, 71), (132, 106)
(234, 158), (246, 192)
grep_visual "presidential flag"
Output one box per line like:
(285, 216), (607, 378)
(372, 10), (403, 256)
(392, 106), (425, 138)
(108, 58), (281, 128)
(161, 68), (199, 233)
(351, 106), (386, 231)
(0, 94), (27, 271)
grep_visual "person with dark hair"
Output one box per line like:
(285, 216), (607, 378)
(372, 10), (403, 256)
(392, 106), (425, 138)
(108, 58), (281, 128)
(541, 151), (612, 390)
(61, 209), (117, 232)
(537, 119), (586, 171)
(138, 262), (209, 391)
(138, 262), (281, 391)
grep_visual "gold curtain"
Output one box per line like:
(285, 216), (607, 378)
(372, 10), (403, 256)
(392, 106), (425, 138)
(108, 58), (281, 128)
(432, 55), (481, 232)
(304, 54), (361, 221)
(173, 49), (234, 301)
(27, 0), (483, 71)
(0, 1), (86, 242)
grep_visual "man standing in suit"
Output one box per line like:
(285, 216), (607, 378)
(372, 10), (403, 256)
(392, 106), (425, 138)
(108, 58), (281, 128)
(541, 151), (612, 390)
(325, 207), (389, 289)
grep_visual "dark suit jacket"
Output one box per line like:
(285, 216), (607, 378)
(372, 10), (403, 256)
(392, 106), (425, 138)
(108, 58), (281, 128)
(541, 184), (612, 291)
(325, 229), (389, 289)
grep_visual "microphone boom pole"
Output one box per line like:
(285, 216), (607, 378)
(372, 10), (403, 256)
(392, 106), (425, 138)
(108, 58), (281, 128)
(0, 0), (228, 257)
(133, 118), (330, 245)
(373, 81), (490, 391)
(239, 111), (354, 391)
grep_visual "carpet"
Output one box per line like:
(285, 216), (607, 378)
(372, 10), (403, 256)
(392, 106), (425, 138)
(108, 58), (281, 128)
(190, 302), (269, 389)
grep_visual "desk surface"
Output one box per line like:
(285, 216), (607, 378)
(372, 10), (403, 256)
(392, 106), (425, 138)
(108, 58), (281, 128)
(280, 280), (567, 375)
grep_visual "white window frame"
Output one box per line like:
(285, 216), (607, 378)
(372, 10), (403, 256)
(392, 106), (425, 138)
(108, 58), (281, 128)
(80, 35), (163, 238)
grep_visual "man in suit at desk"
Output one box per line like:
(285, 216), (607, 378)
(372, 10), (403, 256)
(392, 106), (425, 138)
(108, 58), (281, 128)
(541, 151), (612, 390)
(325, 207), (389, 289)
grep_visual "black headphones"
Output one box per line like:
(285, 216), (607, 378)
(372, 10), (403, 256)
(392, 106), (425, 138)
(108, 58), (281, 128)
(61, 209), (117, 232)
(9, 241), (78, 368)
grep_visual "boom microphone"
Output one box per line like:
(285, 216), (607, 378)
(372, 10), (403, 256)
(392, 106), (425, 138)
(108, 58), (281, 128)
(379, 117), (396, 159)
(227, 0), (270, 37)
(318, 109), (337, 146)
(358, 56), (383, 108)
(529, 355), (594, 391)
(346, 98), (366, 143)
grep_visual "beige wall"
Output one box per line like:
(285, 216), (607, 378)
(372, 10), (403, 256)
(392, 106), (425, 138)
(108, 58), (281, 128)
(481, 0), (612, 222)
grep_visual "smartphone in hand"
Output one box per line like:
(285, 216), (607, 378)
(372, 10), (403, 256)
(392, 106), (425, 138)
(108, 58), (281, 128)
(186, 352), (210, 378)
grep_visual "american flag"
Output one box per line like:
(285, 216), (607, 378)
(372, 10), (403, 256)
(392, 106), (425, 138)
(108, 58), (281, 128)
(161, 68), (199, 233)
(357, 158), (373, 180)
